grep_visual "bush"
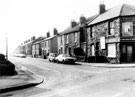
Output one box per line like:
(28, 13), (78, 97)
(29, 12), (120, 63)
(0, 54), (16, 76)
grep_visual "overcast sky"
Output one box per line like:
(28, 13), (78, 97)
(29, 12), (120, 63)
(0, 0), (134, 54)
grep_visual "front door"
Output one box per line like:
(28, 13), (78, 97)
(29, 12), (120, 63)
(127, 45), (133, 62)
(121, 44), (133, 63)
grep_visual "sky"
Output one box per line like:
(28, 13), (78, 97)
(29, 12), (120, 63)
(0, 0), (134, 54)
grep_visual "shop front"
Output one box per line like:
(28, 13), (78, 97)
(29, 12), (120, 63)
(120, 38), (135, 63)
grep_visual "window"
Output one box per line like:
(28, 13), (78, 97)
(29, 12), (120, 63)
(91, 27), (95, 38)
(74, 32), (78, 42)
(61, 36), (63, 45)
(122, 22), (133, 37)
(107, 44), (116, 57)
(66, 35), (69, 44)
(44, 42), (46, 47)
(48, 40), (50, 47)
(109, 21), (115, 35)
(46, 41), (48, 48)
(61, 47), (63, 53)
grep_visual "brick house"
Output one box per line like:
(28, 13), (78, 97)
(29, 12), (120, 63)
(64, 21), (79, 56)
(58, 16), (97, 61)
(87, 4), (135, 63)
(41, 30), (58, 58)
(57, 27), (70, 54)
(16, 36), (35, 56)
(32, 36), (44, 58)
(42, 35), (58, 56)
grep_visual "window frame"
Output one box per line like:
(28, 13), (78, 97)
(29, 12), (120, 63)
(122, 22), (133, 37)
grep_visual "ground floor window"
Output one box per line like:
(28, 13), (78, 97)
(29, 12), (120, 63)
(107, 43), (116, 57)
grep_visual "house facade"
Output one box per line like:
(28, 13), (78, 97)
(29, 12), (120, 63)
(57, 27), (70, 55)
(42, 35), (58, 56)
(32, 36), (43, 58)
(88, 4), (135, 63)
(15, 36), (35, 56)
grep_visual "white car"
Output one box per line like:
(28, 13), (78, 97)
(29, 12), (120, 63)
(55, 54), (76, 64)
(48, 53), (58, 62)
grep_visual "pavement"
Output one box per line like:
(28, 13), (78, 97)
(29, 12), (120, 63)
(77, 62), (135, 68)
(0, 64), (44, 93)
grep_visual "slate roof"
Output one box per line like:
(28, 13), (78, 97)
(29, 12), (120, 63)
(90, 4), (135, 25)
(58, 26), (71, 35)
(32, 36), (44, 44)
(58, 15), (98, 35)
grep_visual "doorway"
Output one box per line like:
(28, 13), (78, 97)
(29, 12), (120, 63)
(121, 43), (134, 63)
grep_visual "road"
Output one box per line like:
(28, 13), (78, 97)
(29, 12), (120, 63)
(1, 57), (135, 97)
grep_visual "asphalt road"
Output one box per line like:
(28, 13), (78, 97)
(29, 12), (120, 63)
(1, 56), (135, 97)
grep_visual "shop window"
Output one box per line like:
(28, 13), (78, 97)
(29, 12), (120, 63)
(107, 44), (116, 57)
(122, 22), (133, 37)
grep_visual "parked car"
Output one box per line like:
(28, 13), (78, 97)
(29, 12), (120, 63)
(48, 53), (58, 62)
(14, 53), (26, 58)
(55, 54), (76, 64)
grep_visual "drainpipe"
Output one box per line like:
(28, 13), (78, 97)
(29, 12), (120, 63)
(85, 23), (88, 62)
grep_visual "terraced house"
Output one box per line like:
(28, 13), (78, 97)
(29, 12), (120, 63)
(41, 29), (58, 58)
(32, 36), (44, 58)
(87, 3), (135, 63)
(57, 15), (97, 61)
(15, 36), (35, 56)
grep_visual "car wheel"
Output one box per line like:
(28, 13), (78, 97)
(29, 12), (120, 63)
(57, 60), (59, 63)
(62, 60), (65, 64)
(49, 59), (51, 62)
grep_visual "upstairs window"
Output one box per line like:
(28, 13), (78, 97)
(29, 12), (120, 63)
(66, 35), (69, 44)
(61, 36), (63, 45)
(74, 32), (78, 42)
(91, 27), (95, 38)
(109, 21), (115, 35)
(122, 22), (133, 37)
(45, 42), (46, 47)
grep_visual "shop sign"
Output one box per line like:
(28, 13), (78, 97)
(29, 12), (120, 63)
(100, 37), (106, 49)
(106, 37), (120, 43)
(121, 38), (135, 41)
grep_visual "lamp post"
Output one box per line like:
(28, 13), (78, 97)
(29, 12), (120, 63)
(6, 34), (8, 60)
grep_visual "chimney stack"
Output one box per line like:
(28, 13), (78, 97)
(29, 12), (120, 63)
(79, 16), (86, 25)
(99, 1), (106, 14)
(71, 20), (77, 28)
(31, 36), (35, 41)
(53, 28), (58, 35)
(47, 32), (50, 38)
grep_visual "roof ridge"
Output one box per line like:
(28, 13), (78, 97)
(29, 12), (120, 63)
(119, 4), (124, 16)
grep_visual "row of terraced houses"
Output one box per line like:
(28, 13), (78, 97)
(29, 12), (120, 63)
(15, 3), (135, 64)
